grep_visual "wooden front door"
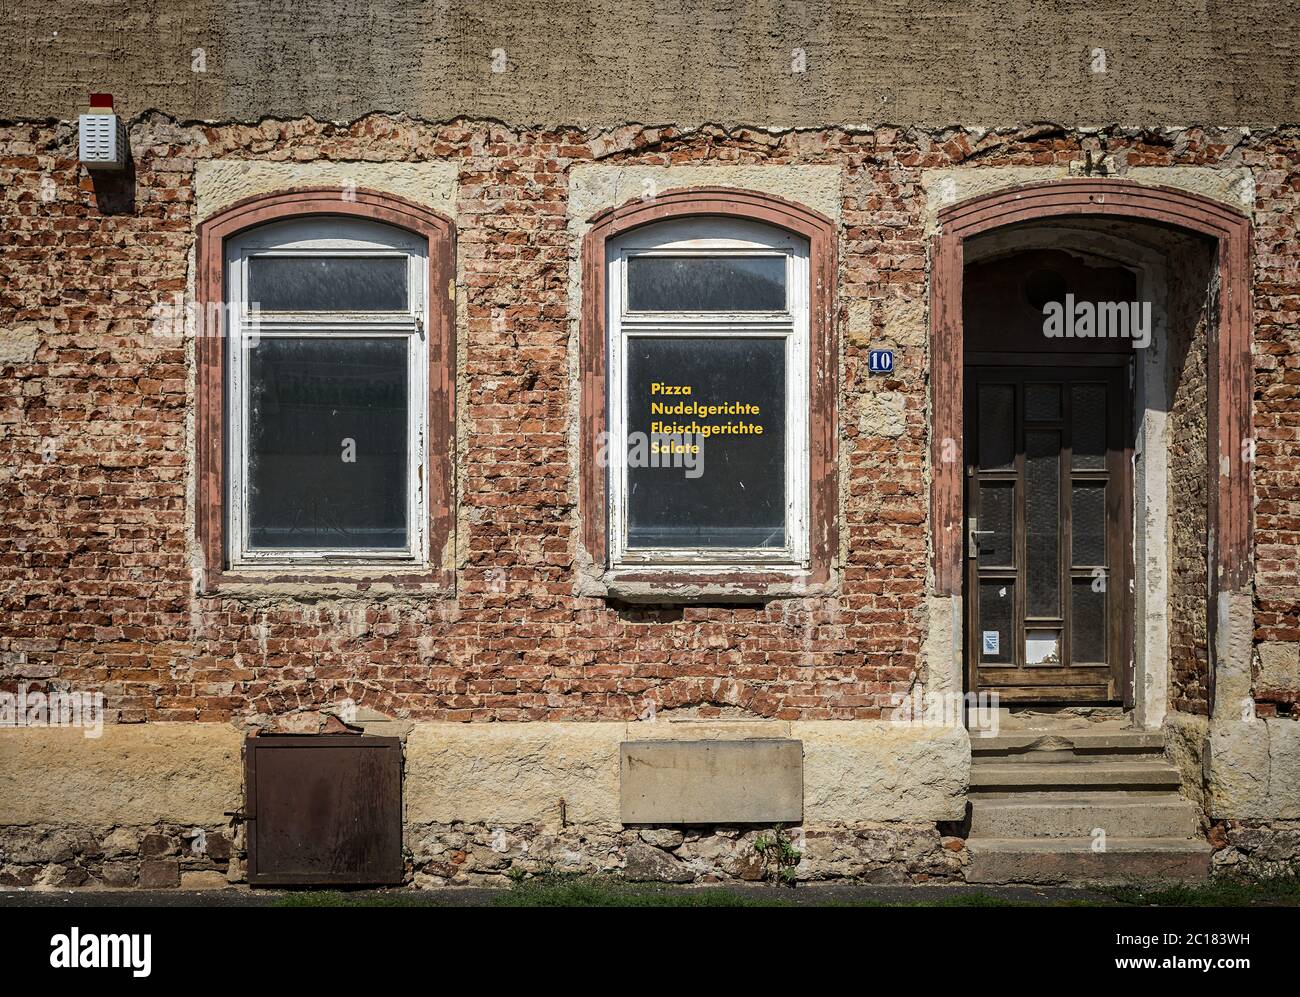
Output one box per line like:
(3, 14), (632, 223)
(964, 366), (1132, 702)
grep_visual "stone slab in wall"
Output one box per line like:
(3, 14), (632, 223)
(620, 738), (803, 824)
(1207, 718), (1300, 820)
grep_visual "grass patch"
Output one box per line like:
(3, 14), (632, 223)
(271, 878), (1038, 907)
(492, 875), (789, 907)
(1101, 874), (1300, 908)
(273, 890), (448, 907)
(269, 873), (1300, 908)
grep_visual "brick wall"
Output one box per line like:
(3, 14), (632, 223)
(1252, 139), (1300, 714)
(2, 116), (1299, 724)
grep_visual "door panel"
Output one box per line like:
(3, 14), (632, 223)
(965, 366), (1130, 703)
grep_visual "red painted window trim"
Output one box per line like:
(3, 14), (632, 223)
(194, 188), (456, 590)
(929, 180), (1253, 706)
(579, 187), (839, 588)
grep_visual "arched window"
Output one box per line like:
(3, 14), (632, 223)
(605, 216), (811, 569)
(222, 213), (431, 568)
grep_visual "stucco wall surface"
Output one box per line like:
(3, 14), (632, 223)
(3, 1), (1299, 127)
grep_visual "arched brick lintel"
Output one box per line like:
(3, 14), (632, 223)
(579, 188), (839, 582)
(928, 179), (1253, 629)
(194, 188), (457, 588)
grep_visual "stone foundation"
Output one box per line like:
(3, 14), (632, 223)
(1209, 821), (1300, 878)
(0, 822), (241, 890)
(408, 821), (967, 887)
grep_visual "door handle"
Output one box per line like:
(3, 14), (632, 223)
(968, 519), (994, 558)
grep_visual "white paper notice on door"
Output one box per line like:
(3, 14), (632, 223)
(982, 631), (1000, 655)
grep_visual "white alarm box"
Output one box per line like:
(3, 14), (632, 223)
(78, 113), (127, 170)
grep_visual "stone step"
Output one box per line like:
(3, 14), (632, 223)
(969, 793), (1202, 839)
(965, 837), (1212, 885)
(969, 761), (1182, 792)
(970, 729), (1165, 760)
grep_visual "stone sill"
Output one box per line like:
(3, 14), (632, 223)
(589, 569), (837, 604)
(200, 567), (454, 601)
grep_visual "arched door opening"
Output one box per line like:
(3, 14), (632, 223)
(928, 182), (1251, 729)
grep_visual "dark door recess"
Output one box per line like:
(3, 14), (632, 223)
(963, 248), (1136, 706)
(245, 735), (404, 886)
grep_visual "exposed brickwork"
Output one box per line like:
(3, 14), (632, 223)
(1251, 135), (1300, 711)
(2, 116), (1300, 728)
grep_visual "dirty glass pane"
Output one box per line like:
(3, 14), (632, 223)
(248, 256), (408, 311)
(1025, 383), (1061, 421)
(978, 383), (1015, 470)
(976, 481), (1014, 567)
(978, 580), (1014, 665)
(247, 337), (408, 549)
(626, 255), (786, 312)
(625, 336), (785, 548)
(1025, 430), (1060, 617)
(1072, 579), (1107, 663)
(1071, 383), (1107, 469)
(1025, 628), (1062, 666)
(1071, 481), (1107, 566)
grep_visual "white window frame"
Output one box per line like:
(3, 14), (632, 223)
(224, 216), (429, 568)
(606, 216), (810, 571)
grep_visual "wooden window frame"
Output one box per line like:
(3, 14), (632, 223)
(580, 188), (838, 591)
(196, 189), (456, 591)
(607, 216), (810, 570)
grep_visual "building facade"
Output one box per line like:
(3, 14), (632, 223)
(1, 2), (1298, 888)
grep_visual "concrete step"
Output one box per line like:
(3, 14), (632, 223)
(965, 837), (1212, 885)
(971, 730), (1165, 760)
(969, 793), (1202, 839)
(969, 761), (1182, 792)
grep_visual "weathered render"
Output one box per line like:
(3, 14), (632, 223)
(1, 2), (1299, 888)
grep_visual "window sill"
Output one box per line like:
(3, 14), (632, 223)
(200, 565), (453, 599)
(585, 567), (836, 604)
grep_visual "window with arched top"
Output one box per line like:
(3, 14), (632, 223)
(225, 216), (429, 565)
(195, 190), (455, 587)
(579, 189), (838, 592)
(606, 216), (811, 567)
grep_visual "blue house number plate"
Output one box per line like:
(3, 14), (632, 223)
(868, 348), (894, 373)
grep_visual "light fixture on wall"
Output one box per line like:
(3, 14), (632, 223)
(78, 93), (126, 170)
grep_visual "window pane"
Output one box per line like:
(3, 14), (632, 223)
(976, 481), (1014, 567)
(248, 256), (408, 311)
(1025, 383), (1061, 421)
(1025, 628), (1062, 665)
(1072, 578), (1107, 663)
(626, 255), (786, 312)
(1071, 481), (1107, 566)
(1071, 383), (1107, 469)
(247, 337), (408, 549)
(978, 383), (1014, 470)
(625, 336), (785, 548)
(1025, 430), (1060, 617)
(978, 580), (1013, 665)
